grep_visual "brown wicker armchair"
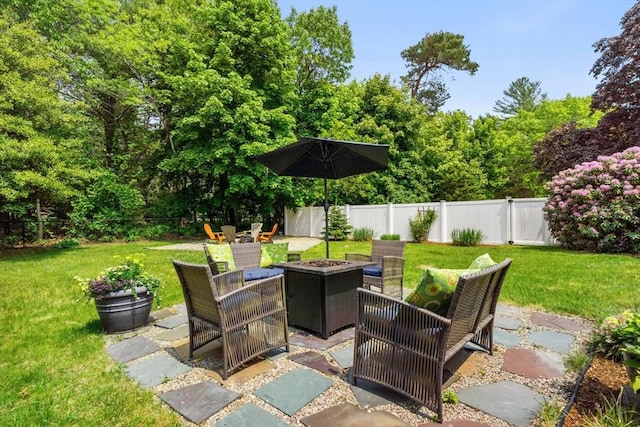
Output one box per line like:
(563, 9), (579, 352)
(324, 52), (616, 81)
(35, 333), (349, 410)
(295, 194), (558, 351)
(172, 260), (290, 379)
(351, 259), (512, 422)
(345, 240), (406, 299)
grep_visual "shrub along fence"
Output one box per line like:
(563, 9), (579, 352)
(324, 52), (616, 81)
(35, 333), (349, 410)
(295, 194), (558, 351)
(284, 198), (553, 246)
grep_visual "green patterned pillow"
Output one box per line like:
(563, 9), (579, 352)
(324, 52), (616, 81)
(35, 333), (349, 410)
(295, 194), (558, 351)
(404, 268), (480, 316)
(260, 245), (273, 267)
(261, 242), (289, 266)
(205, 244), (236, 271)
(468, 253), (497, 269)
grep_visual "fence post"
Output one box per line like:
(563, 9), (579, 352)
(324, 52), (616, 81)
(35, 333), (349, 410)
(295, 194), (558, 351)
(388, 203), (393, 236)
(440, 200), (447, 243)
(507, 197), (514, 244)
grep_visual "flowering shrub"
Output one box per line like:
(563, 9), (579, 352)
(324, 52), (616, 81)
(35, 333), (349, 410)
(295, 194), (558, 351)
(543, 146), (640, 253)
(78, 256), (161, 301)
(590, 310), (640, 359)
(589, 310), (640, 392)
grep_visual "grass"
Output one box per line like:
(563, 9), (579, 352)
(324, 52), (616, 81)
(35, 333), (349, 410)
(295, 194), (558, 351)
(1, 239), (639, 425)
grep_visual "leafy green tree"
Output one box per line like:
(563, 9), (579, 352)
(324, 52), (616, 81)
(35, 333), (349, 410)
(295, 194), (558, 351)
(0, 12), (91, 237)
(421, 111), (489, 201)
(285, 5), (354, 137)
(401, 31), (479, 113)
(493, 77), (547, 117)
(285, 5), (353, 94)
(157, 0), (298, 225)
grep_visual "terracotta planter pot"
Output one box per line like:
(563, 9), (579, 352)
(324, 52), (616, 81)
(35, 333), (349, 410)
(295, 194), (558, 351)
(94, 286), (154, 333)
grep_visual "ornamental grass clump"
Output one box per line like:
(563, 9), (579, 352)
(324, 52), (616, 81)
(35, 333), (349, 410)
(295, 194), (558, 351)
(544, 146), (640, 253)
(78, 256), (161, 302)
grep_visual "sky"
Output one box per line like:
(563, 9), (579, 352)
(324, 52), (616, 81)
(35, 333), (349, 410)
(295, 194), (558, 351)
(277, 0), (636, 117)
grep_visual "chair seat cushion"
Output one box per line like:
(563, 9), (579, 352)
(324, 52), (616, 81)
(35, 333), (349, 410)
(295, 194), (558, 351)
(244, 267), (284, 281)
(363, 266), (383, 277)
(404, 268), (480, 316)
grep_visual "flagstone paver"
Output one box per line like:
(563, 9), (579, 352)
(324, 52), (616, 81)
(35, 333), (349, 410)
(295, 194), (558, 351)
(125, 352), (191, 388)
(289, 327), (354, 350)
(528, 330), (574, 354)
(348, 374), (410, 407)
(290, 351), (341, 375)
(493, 328), (522, 347)
(457, 381), (548, 427)
(301, 402), (409, 427)
(531, 312), (587, 331)
(502, 348), (565, 379)
(154, 323), (189, 341)
(159, 381), (240, 424)
(216, 403), (290, 427)
(155, 313), (187, 329)
(106, 335), (160, 363)
(254, 368), (333, 416)
(329, 345), (354, 369)
(494, 316), (523, 330)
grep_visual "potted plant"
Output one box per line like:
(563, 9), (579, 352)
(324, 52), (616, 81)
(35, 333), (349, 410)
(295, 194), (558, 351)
(590, 310), (640, 392)
(78, 256), (161, 333)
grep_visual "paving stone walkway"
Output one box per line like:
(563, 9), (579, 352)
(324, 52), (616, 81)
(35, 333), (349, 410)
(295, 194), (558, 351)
(105, 302), (593, 426)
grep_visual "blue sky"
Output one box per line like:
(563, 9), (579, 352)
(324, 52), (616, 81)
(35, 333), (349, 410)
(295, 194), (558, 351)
(277, 0), (636, 117)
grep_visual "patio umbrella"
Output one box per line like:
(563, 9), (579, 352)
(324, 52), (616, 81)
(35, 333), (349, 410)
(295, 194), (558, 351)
(254, 137), (390, 258)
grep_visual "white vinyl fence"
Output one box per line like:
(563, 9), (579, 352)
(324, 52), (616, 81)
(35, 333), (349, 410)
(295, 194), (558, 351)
(284, 198), (555, 246)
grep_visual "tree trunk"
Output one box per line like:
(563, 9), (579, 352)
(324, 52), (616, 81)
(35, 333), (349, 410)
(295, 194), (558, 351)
(36, 198), (43, 240)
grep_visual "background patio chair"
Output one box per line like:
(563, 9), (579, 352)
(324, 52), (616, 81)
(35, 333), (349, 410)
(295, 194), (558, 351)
(258, 223), (278, 243)
(351, 258), (512, 422)
(203, 223), (216, 240)
(221, 225), (238, 243)
(172, 260), (289, 379)
(250, 222), (263, 242)
(345, 240), (406, 299)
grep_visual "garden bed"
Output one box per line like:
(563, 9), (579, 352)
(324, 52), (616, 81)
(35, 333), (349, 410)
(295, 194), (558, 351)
(562, 355), (638, 426)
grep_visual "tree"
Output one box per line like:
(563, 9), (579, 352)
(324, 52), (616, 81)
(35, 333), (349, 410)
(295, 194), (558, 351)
(285, 5), (353, 95)
(496, 96), (600, 197)
(400, 31), (479, 113)
(590, 1), (640, 150)
(156, 0), (298, 225)
(285, 6), (354, 137)
(493, 77), (547, 116)
(0, 12), (91, 238)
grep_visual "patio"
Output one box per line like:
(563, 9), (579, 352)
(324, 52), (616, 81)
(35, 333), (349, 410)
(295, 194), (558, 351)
(105, 300), (594, 426)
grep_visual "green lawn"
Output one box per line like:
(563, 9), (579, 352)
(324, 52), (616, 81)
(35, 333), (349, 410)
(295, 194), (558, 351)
(0, 240), (638, 425)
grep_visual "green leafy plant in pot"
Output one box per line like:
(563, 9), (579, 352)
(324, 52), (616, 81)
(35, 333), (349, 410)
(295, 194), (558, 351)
(590, 310), (640, 392)
(78, 256), (161, 333)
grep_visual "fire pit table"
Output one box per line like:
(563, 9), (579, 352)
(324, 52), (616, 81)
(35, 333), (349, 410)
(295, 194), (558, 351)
(279, 259), (375, 339)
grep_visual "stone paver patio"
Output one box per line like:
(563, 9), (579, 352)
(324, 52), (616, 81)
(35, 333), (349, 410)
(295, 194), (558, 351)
(103, 300), (594, 426)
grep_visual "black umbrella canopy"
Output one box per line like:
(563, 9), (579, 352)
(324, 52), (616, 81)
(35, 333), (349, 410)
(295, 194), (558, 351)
(254, 137), (389, 179)
(254, 137), (390, 258)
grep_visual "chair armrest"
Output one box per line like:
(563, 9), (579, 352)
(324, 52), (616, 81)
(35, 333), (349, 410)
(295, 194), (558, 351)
(345, 253), (372, 262)
(208, 260), (229, 275)
(381, 256), (404, 275)
(218, 274), (286, 321)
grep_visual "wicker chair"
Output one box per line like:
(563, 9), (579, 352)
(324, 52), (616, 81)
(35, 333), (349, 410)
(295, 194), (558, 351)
(351, 258), (512, 423)
(172, 260), (290, 379)
(345, 240), (406, 299)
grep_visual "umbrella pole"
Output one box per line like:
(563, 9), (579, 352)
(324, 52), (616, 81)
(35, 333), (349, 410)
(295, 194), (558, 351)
(324, 175), (329, 258)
